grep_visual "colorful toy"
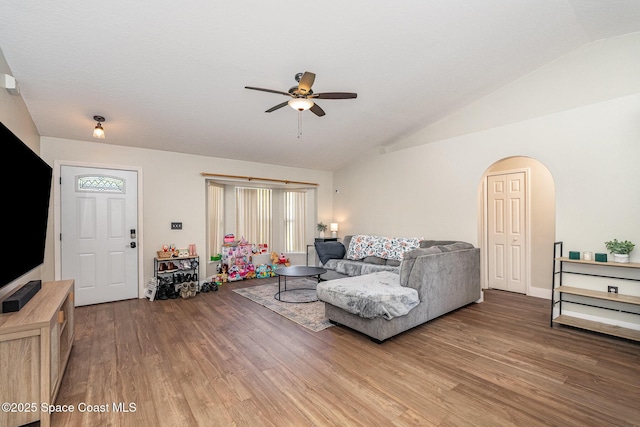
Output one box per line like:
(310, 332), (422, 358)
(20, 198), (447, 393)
(271, 251), (290, 267)
(217, 264), (229, 283)
(239, 265), (249, 279)
(244, 264), (256, 279)
(252, 243), (269, 254)
(228, 265), (242, 281)
(255, 264), (270, 278)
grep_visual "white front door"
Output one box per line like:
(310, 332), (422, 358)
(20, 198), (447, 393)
(487, 172), (527, 294)
(61, 166), (139, 306)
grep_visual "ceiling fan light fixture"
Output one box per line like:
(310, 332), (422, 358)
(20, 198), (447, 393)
(93, 115), (106, 139)
(288, 98), (314, 111)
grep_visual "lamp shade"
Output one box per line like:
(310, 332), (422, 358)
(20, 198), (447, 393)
(330, 223), (338, 232)
(288, 98), (314, 111)
(93, 123), (105, 139)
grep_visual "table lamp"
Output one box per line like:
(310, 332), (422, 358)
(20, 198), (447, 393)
(330, 223), (338, 238)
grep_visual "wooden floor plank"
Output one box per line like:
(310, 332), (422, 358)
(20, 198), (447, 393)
(51, 283), (640, 426)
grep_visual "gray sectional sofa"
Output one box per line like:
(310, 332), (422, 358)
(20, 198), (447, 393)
(315, 236), (482, 342)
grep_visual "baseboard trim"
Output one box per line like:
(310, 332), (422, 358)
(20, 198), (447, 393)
(528, 286), (551, 300)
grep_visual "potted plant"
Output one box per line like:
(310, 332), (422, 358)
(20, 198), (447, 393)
(604, 239), (635, 263)
(317, 222), (328, 238)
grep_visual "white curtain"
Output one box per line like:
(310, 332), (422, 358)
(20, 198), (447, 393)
(236, 187), (272, 246)
(284, 190), (306, 252)
(207, 182), (225, 257)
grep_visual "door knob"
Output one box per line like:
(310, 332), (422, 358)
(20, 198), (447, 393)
(128, 242), (137, 248)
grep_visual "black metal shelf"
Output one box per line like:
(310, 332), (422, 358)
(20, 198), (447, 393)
(551, 241), (640, 341)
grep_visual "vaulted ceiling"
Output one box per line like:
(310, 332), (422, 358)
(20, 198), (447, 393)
(2, 1), (640, 170)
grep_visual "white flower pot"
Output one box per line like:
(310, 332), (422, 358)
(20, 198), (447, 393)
(319, 230), (325, 238)
(613, 253), (630, 263)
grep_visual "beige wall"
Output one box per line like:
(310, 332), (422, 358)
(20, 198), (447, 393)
(333, 33), (640, 296)
(40, 138), (333, 296)
(0, 48), (45, 301)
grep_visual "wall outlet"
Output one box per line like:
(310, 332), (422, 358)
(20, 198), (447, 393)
(171, 222), (182, 230)
(607, 286), (618, 294)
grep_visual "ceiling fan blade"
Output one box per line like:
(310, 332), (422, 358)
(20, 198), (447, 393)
(245, 86), (291, 97)
(312, 92), (358, 99)
(297, 72), (316, 94)
(310, 103), (326, 117)
(265, 101), (289, 113)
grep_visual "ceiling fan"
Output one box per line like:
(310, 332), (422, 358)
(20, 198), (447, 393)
(245, 71), (357, 117)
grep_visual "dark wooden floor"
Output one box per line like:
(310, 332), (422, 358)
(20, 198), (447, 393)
(52, 279), (640, 426)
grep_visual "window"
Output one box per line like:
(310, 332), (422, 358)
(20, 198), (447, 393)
(284, 190), (306, 252)
(236, 187), (272, 247)
(76, 175), (125, 193)
(207, 182), (313, 258)
(207, 182), (224, 258)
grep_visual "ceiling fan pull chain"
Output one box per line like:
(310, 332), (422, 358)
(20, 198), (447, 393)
(297, 110), (303, 139)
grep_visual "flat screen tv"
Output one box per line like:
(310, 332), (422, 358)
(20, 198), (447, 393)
(1, 121), (53, 289)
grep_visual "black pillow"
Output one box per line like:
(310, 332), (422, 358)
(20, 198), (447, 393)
(315, 242), (346, 264)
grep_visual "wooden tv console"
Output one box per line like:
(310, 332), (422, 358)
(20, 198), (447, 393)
(0, 280), (74, 427)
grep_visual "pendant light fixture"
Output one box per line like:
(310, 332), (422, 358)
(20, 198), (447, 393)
(92, 115), (106, 139)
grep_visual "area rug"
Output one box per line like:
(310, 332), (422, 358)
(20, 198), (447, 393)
(232, 278), (333, 332)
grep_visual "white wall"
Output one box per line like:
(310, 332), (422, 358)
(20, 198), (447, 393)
(41, 138), (333, 296)
(333, 33), (640, 293)
(0, 48), (45, 301)
(389, 32), (640, 152)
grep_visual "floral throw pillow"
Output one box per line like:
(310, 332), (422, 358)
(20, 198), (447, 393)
(346, 235), (421, 261)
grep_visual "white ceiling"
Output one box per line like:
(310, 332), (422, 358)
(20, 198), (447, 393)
(2, 1), (640, 171)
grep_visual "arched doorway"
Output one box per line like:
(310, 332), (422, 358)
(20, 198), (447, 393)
(479, 156), (556, 299)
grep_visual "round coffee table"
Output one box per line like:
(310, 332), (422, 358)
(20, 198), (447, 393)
(274, 266), (327, 303)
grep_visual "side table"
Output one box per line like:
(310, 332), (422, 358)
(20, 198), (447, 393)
(274, 266), (327, 303)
